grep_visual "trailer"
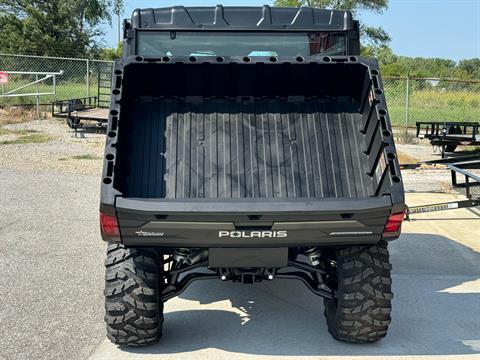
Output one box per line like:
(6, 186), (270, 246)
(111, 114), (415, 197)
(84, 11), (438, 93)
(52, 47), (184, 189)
(449, 158), (480, 200)
(402, 154), (480, 217)
(51, 63), (112, 133)
(52, 96), (109, 131)
(416, 121), (480, 157)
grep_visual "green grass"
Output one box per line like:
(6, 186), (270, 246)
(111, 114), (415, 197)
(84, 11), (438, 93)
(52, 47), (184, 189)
(0, 82), (101, 106)
(388, 105), (480, 127)
(71, 154), (100, 160)
(13, 129), (39, 134)
(0, 133), (52, 145)
(384, 86), (480, 127)
(0, 127), (40, 136)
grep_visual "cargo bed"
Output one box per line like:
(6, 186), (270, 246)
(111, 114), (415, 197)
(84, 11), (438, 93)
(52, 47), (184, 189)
(101, 56), (405, 246)
(116, 98), (374, 199)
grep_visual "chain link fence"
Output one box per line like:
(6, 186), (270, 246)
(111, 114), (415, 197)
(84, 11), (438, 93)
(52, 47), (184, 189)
(0, 54), (113, 107)
(1, 54), (480, 131)
(383, 77), (480, 129)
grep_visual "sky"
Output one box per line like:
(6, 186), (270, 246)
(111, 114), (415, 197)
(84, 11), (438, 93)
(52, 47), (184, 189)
(103, 0), (480, 61)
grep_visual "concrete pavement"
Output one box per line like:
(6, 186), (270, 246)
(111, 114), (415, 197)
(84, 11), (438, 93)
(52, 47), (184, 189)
(0, 169), (105, 360)
(0, 168), (479, 360)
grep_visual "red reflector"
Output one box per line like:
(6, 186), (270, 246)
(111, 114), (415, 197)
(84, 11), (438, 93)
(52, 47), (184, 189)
(100, 212), (120, 236)
(383, 211), (405, 236)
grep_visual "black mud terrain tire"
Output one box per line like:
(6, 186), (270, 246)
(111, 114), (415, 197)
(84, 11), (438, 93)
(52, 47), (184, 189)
(445, 144), (457, 153)
(324, 241), (393, 343)
(445, 126), (462, 152)
(104, 244), (163, 347)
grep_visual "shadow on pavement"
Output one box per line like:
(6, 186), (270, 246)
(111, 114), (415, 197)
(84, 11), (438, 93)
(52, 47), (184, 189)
(124, 233), (480, 357)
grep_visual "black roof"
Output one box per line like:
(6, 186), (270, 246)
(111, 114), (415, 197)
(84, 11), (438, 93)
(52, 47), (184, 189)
(130, 5), (354, 31)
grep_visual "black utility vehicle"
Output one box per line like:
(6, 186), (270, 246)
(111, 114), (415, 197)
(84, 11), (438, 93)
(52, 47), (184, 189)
(100, 5), (405, 347)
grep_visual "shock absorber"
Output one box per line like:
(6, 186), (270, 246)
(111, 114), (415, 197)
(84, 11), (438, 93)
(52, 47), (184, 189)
(172, 248), (191, 265)
(305, 247), (322, 266)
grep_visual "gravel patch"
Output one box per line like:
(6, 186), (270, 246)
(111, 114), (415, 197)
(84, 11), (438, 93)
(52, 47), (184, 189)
(397, 143), (440, 162)
(401, 171), (454, 193)
(0, 119), (105, 176)
(397, 143), (453, 193)
(397, 143), (480, 195)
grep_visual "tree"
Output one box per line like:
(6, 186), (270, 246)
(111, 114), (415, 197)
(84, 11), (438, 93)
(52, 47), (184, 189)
(273, 0), (390, 46)
(100, 42), (123, 61)
(360, 44), (480, 79)
(0, 0), (116, 57)
(458, 59), (480, 80)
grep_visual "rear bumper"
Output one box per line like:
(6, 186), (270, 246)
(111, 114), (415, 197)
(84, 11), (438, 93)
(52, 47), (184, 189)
(115, 197), (395, 247)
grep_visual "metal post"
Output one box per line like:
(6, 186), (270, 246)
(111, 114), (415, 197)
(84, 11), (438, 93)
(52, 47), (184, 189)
(441, 125), (447, 159)
(35, 74), (40, 118)
(451, 170), (457, 187)
(53, 74), (57, 97)
(118, 14), (121, 44)
(466, 175), (470, 199)
(86, 59), (90, 98)
(404, 76), (410, 139)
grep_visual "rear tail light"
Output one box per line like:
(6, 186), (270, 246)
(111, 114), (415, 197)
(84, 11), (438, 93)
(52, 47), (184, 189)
(383, 211), (405, 237)
(100, 212), (120, 237)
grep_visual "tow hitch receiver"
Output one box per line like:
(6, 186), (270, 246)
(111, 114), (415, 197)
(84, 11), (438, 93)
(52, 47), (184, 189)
(241, 272), (255, 284)
(219, 268), (276, 284)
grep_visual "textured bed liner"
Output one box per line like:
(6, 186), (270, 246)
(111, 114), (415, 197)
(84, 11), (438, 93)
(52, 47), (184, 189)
(116, 97), (374, 199)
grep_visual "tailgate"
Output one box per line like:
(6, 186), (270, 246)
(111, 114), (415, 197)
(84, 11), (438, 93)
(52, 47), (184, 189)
(116, 197), (392, 247)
